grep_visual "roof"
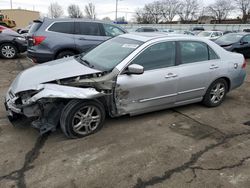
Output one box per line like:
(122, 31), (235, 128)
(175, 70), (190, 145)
(120, 32), (185, 42)
(0, 9), (39, 13)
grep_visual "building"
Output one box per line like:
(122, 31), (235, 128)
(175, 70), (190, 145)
(0, 9), (40, 29)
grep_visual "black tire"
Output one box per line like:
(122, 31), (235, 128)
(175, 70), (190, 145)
(0, 43), (18, 59)
(203, 78), (228, 107)
(60, 100), (105, 139)
(56, 50), (75, 59)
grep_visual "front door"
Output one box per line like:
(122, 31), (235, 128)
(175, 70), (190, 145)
(115, 41), (178, 115)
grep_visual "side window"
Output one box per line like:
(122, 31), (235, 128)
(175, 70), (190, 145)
(103, 24), (125, 37)
(78, 22), (100, 36)
(242, 35), (250, 43)
(132, 42), (176, 71)
(180, 41), (209, 64)
(209, 47), (219, 60)
(48, 22), (74, 34)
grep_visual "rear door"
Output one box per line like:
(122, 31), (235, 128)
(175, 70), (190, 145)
(176, 41), (219, 103)
(74, 22), (107, 53)
(237, 35), (250, 56)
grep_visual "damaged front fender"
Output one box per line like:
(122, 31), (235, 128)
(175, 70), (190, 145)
(24, 83), (107, 105)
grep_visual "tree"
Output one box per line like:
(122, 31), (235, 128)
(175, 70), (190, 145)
(102, 17), (111, 21)
(134, 1), (163, 24)
(207, 0), (234, 23)
(48, 2), (64, 18)
(177, 0), (200, 22)
(161, 0), (181, 22)
(85, 3), (96, 19)
(68, 4), (83, 18)
(234, 0), (250, 23)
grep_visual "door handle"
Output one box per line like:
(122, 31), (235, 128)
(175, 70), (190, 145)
(165, 73), (178, 79)
(210, 64), (219, 69)
(79, 37), (86, 40)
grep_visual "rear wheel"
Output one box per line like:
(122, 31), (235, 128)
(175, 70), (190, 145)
(60, 100), (105, 139)
(0, 43), (17, 59)
(56, 50), (75, 59)
(203, 78), (228, 107)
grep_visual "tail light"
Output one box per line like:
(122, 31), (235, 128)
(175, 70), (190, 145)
(242, 59), (247, 69)
(32, 36), (46, 46)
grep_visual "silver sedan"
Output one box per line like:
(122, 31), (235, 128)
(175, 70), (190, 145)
(5, 33), (247, 138)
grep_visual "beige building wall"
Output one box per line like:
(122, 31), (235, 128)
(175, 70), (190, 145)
(0, 9), (40, 29)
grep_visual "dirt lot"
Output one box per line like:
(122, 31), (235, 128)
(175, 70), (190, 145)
(0, 55), (250, 188)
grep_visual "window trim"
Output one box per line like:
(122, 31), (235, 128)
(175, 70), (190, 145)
(46, 21), (75, 34)
(121, 40), (178, 74)
(178, 40), (220, 65)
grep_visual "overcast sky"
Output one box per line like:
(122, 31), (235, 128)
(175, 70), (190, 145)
(0, 0), (215, 20)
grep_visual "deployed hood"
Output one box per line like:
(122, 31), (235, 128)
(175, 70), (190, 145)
(10, 57), (101, 93)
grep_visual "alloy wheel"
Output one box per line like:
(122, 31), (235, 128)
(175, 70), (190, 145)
(72, 105), (101, 135)
(210, 83), (225, 104)
(1, 45), (16, 58)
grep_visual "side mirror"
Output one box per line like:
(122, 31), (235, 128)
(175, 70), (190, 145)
(240, 40), (248, 45)
(126, 64), (144, 75)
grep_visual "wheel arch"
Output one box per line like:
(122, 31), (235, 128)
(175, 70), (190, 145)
(54, 48), (81, 59)
(209, 76), (231, 92)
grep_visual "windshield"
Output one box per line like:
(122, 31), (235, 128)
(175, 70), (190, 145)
(216, 33), (243, 43)
(81, 37), (143, 71)
(198, 31), (212, 37)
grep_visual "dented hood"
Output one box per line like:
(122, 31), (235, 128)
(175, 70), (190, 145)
(10, 57), (101, 93)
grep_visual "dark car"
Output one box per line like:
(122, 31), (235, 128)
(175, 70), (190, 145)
(27, 18), (127, 63)
(135, 27), (159, 32)
(215, 33), (250, 57)
(0, 26), (27, 59)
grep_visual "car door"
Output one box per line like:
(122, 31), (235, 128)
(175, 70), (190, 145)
(74, 22), (107, 53)
(237, 35), (250, 56)
(176, 41), (219, 104)
(115, 41), (179, 115)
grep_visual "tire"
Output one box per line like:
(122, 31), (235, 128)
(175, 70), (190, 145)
(56, 50), (75, 59)
(203, 78), (228, 107)
(0, 43), (17, 59)
(60, 100), (106, 139)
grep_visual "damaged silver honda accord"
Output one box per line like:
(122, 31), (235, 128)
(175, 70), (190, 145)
(5, 33), (246, 138)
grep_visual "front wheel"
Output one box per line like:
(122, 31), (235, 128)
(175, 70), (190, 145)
(56, 50), (75, 59)
(203, 79), (228, 107)
(0, 43), (17, 59)
(60, 100), (106, 139)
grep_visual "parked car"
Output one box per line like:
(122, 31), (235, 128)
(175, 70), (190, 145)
(198, 31), (223, 41)
(5, 33), (246, 138)
(158, 28), (175, 33)
(135, 27), (159, 32)
(17, 24), (31, 34)
(0, 25), (27, 59)
(215, 32), (250, 57)
(173, 30), (195, 35)
(190, 26), (205, 31)
(27, 18), (127, 63)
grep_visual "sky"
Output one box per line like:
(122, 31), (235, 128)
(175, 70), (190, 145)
(0, 0), (215, 20)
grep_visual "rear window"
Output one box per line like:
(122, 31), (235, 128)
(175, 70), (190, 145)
(29, 22), (42, 33)
(48, 22), (74, 34)
(77, 22), (100, 36)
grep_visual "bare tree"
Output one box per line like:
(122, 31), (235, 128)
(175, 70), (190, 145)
(85, 3), (96, 20)
(68, 4), (83, 18)
(134, 1), (163, 24)
(102, 17), (111, 21)
(177, 0), (200, 22)
(234, 0), (250, 23)
(207, 0), (234, 23)
(48, 2), (64, 18)
(161, 0), (181, 22)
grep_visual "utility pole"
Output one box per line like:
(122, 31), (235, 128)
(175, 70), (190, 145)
(115, 0), (118, 22)
(10, 0), (13, 9)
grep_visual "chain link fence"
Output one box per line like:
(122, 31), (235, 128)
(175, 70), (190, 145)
(119, 24), (250, 32)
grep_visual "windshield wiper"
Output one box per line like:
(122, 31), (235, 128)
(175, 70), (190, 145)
(79, 58), (94, 68)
